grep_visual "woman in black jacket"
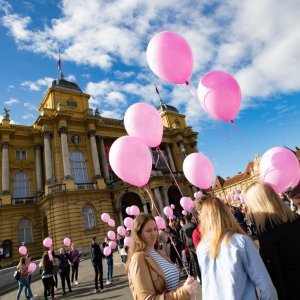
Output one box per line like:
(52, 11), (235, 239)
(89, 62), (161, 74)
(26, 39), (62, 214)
(52, 248), (73, 295)
(244, 181), (300, 300)
(39, 252), (55, 300)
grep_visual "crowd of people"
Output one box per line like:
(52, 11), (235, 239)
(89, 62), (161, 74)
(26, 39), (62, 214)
(13, 182), (300, 300)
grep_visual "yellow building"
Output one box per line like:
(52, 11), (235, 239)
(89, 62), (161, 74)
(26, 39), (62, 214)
(0, 76), (198, 266)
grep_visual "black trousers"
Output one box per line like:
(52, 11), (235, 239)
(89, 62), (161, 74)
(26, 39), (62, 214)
(59, 270), (71, 293)
(42, 277), (55, 300)
(71, 262), (79, 282)
(92, 261), (104, 290)
(188, 247), (201, 281)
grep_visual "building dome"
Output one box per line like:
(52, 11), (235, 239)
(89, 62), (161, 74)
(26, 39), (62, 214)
(51, 78), (82, 93)
(157, 103), (179, 113)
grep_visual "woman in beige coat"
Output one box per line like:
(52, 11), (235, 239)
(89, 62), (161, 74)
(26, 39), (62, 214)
(126, 213), (198, 300)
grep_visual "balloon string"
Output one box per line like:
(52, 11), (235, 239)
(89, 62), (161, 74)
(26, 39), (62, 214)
(225, 121), (235, 141)
(155, 149), (161, 168)
(156, 147), (184, 197)
(231, 121), (246, 147)
(186, 83), (198, 102)
(143, 186), (160, 216)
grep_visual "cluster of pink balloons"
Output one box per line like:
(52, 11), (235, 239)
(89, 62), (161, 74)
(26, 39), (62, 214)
(109, 102), (164, 188)
(125, 205), (141, 216)
(183, 153), (214, 189)
(101, 213), (115, 227)
(260, 146), (300, 193)
(146, 32), (242, 123)
(180, 197), (195, 212)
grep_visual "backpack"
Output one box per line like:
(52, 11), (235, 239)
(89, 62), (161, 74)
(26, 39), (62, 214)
(14, 270), (20, 281)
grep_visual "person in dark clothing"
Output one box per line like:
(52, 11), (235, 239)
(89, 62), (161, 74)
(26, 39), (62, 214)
(182, 214), (201, 282)
(102, 238), (113, 285)
(70, 243), (81, 285)
(245, 181), (300, 300)
(39, 252), (55, 300)
(232, 206), (248, 233)
(90, 236), (104, 293)
(166, 224), (183, 268)
(52, 248), (73, 295)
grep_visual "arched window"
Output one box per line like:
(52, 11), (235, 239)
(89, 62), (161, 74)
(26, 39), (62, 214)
(70, 151), (88, 183)
(18, 219), (33, 244)
(13, 172), (30, 198)
(82, 205), (96, 229)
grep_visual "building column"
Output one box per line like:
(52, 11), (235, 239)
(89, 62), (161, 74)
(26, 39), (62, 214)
(43, 131), (53, 184)
(59, 127), (72, 179)
(99, 136), (109, 181)
(88, 131), (101, 178)
(161, 186), (170, 207)
(143, 202), (149, 213)
(178, 141), (187, 158)
(165, 143), (176, 172)
(2, 141), (9, 195)
(35, 144), (43, 193)
(154, 187), (164, 215)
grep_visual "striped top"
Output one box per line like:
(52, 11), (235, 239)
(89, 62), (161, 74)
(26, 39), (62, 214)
(147, 250), (179, 291)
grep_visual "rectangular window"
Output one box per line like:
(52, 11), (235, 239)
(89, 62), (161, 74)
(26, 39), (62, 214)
(67, 100), (77, 107)
(16, 150), (27, 160)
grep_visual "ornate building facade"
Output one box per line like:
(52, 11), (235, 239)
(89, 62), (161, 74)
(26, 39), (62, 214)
(0, 77), (198, 266)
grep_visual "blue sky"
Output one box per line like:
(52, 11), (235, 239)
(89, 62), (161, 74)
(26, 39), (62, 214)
(0, 0), (299, 179)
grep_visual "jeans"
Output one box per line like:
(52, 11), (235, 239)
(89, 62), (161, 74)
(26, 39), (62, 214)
(106, 257), (113, 281)
(25, 275), (32, 298)
(92, 261), (103, 290)
(16, 278), (33, 300)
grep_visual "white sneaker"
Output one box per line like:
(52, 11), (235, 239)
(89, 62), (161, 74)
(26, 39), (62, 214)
(75, 280), (79, 285)
(93, 289), (100, 293)
(105, 280), (111, 285)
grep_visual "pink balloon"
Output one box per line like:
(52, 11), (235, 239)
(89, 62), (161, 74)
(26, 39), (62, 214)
(130, 205), (140, 216)
(125, 207), (132, 215)
(147, 31), (193, 84)
(194, 191), (203, 198)
(180, 197), (190, 211)
(108, 219), (115, 227)
(109, 136), (152, 187)
(63, 238), (71, 247)
(124, 217), (134, 230)
(182, 210), (188, 216)
(107, 231), (116, 241)
(187, 198), (195, 211)
(117, 226), (126, 236)
(234, 195), (240, 202)
(103, 246), (112, 256)
(183, 153), (214, 189)
(239, 195), (245, 204)
(28, 262), (37, 273)
(43, 237), (52, 248)
(124, 237), (132, 247)
(226, 195), (232, 203)
(198, 70), (241, 121)
(19, 246), (27, 256)
(155, 216), (166, 230)
(101, 213), (110, 223)
(231, 189), (236, 195)
(260, 146), (300, 193)
(109, 241), (117, 250)
(124, 102), (163, 147)
(163, 206), (173, 217)
(170, 204), (175, 209)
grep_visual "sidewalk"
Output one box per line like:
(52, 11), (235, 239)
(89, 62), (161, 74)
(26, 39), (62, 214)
(1, 254), (202, 300)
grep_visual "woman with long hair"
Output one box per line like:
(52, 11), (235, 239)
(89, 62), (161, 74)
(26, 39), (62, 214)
(126, 213), (198, 300)
(39, 252), (55, 300)
(196, 196), (277, 300)
(244, 181), (300, 300)
(16, 257), (35, 300)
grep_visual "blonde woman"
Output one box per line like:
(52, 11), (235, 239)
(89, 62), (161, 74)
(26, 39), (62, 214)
(126, 213), (198, 300)
(244, 181), (300, 300)
(196, 196), (277, 300)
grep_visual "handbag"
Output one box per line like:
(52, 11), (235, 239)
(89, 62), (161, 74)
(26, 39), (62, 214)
(14, 270), (20, 281)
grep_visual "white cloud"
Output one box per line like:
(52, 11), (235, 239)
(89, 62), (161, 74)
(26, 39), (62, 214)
(24, 102), (38, 111)
(22, 113), (35, 119)
(4, 98), (19, 106)
(1, 0), (300, 116)
(21, 77), (53, 91)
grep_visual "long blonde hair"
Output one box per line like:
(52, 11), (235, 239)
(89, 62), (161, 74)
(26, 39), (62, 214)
(199, 197), (245, 259)
(244, 180), (297, 234)
(125, 213), (159, 274)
